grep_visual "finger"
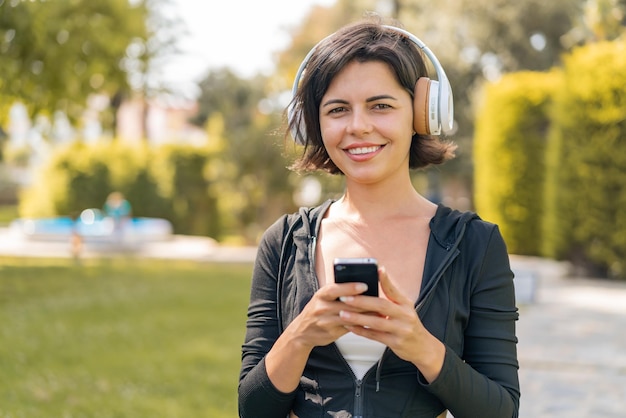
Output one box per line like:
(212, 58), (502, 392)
(345, 324), (389, 342)
(339, 309), (394, 333)
(319, 282), (369, 301)
(378, 266), (413, 306)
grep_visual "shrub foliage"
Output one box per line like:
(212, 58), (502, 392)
(20, 141), (219, 237)
(474, 71), (558, 256)
(475, 40), (626, 278)
(543, 41), (626, 277)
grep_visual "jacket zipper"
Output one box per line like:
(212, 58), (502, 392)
(354, 379), (364, 418)
(311, 210), (367, 416)
(313, 230), (370, 416)
(331, 343), (372, 417)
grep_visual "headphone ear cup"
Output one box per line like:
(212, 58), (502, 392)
(413, 77), (431, 135)
(413, 77), (442, 135)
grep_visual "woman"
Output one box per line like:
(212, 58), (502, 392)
(239, 19), (519, 418)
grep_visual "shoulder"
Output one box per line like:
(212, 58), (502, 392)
(433, 204), (499, 233)
(430, 204), (478, 245)
(430, 204), (506, 254)
(259, 214), (292, 249)
(257, 199), (334, 259)
(258, 200), (329, 246)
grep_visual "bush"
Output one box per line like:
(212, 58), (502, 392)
(19, 141), (220, 237)
(20, 141), (112, 218)
(543, 41), (626, 278)
(474, 71), (559, 255)
(151, 144), (220, 237)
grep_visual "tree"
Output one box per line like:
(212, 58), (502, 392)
(273, 0), (377, 93)
(562, 0), (626, 45)
(0, 0), (180, 129)
(193, 68), (296, 241)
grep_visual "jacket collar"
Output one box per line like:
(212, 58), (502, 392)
(298, 199), (478, 247)
(293, 199), (479, 309)
(429, 204), (479, 251)
(418, 204), (479, 309)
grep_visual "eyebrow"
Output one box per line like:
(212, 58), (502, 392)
(321, 94), (398, 108)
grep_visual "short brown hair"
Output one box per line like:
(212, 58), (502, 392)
(288, 19), (456, 174)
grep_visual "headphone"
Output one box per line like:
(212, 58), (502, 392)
(288, 25), (454, 145)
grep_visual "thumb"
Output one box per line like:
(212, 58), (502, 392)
(379, 266), (413, 305)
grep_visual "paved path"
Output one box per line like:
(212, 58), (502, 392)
(2, 228), (625, 416)
(512, 256), (626, 418)
(0, 227), (258, 263)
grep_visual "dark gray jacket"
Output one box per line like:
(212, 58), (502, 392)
(239, 200), (520, 418)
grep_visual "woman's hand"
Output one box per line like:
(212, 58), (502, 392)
(337, 267), (446, 383)
(265, 281), (372, 393)
(286, 281), (371, 350)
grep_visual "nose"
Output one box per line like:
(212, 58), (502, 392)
(346, 108), (373, 136)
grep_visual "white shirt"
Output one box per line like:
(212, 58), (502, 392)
(335, 332), (387, 380)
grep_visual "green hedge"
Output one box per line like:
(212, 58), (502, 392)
(475, 40), (626, 278)
(543, 41), (626, 277)
(20, 141), (220, 237)
(474, 71), (559, 256)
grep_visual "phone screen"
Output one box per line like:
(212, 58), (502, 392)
(333, 258), (379, 297)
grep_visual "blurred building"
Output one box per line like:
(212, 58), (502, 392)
(3, 97), (207, 192)
(117, 97), (207, 145)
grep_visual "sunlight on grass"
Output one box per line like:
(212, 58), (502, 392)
(0, 257), (253, 417)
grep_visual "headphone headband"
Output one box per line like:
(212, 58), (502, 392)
(289, 24), (454, 144)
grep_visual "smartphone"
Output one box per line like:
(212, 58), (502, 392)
(333, 257), (379, 297)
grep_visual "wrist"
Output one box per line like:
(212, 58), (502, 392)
(413, 336), (445, 383)
(279, 322), (316, 356)
(266, 327), (314, 393)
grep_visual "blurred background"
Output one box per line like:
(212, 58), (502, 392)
(1, 0), (625, 416)
(1, 0), (625, 276)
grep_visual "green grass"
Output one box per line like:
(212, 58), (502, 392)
(0, 257), (253, 417)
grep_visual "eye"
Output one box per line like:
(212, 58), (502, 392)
(373, 103), (392, 110)
(328, 106), (348, 114)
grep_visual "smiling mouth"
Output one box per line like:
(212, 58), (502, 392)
(346, 145), (382, 155)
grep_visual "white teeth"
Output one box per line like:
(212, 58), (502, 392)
(347, 146), (380, 155)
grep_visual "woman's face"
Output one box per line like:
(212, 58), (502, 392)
(319, 60), (414, 185)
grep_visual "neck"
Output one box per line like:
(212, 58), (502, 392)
(334, 176), (435, 221)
